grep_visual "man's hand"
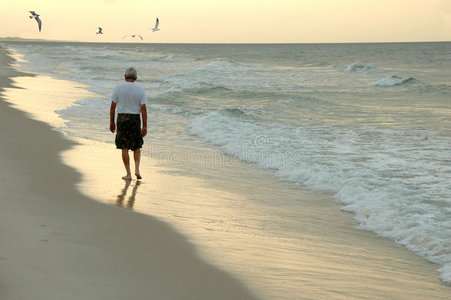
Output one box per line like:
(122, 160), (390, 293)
(110, 121), (116, 133)
(142, 126), (147, 137)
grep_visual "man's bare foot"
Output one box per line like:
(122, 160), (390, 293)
(122, 175), (132, 180)
(135, 172), (142, 180)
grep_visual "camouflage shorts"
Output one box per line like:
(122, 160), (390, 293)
(115, 114), (143, 151)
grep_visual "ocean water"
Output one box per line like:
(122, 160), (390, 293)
(3, 41), (451, 285)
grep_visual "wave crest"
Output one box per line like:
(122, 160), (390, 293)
(344, 63), (378, 73)
(372, 75), (417, 87)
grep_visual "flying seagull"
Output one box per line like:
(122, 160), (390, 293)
(152, 18), (160, 32)
(29, 11), (42, 32)
(96, 27), (103, 34)
(122, 34), (143, 40)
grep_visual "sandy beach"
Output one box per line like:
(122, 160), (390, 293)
(0, 47), (259, 299)
(1, 44), (450, 300)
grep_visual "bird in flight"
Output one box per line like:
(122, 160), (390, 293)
(152, 18), (160, 32)
(122, 34), (143, 40)
(96, 27), (103, 34)
(29, 11), (42, 32)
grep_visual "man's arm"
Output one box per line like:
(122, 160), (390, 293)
(110, 101), (117, 133)
(141, 104), (147, 137)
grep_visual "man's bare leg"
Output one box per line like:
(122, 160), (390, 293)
(134, 148), (142, 180)
(122, 149), (132, 180)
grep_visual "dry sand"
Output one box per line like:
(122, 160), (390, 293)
(0, 47), (259, 299)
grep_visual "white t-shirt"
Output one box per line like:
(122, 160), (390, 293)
(111, 82), (147, 114)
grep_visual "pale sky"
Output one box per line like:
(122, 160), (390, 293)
(1, 0), (450, 43)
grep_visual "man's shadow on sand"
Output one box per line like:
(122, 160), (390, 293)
(116, 180), (142, 209)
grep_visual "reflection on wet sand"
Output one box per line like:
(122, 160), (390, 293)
(116, 180), (141, 209)
(63, 141), (451, 300)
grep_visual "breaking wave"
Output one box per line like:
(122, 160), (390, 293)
(344, 63), (378, 73)
(372, 75), (418, 87)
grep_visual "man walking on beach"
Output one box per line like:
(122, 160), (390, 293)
(110, 67), (147, 180)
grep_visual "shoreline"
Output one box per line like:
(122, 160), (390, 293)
(0, 47), (260, 299)
(66, 137), (451, 299)
(2, 45), (451, 299)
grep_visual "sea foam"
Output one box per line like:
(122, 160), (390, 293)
(188, 108), (451, 283)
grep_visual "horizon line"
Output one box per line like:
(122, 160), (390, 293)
(1, 37), (450, 45)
